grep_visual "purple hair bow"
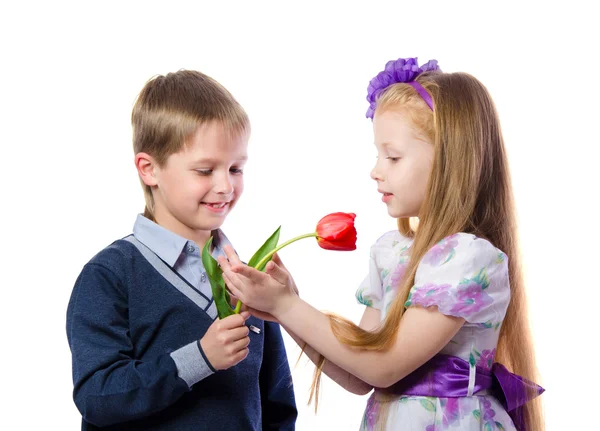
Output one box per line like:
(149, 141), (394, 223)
(366, 57), (440, 118)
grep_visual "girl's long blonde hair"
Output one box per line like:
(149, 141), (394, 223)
(309, 72), (543, 430)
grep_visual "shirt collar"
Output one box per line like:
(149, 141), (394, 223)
(132, 214), (233, 266)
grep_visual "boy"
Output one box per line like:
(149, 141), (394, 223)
(66, 70), (297, 430)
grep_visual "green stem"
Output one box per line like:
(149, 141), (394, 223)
(255, 232), (318, 270)
(234, 232), (318, 314)
(234, 298), (243, 314)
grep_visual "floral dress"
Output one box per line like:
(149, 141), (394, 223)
(356, 231), (516, 431)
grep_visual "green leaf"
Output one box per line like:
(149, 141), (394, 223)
(484, 423), (493, 431)
(247, 226), (281, 271)
(201, 237), (235, 319)
(214, 277), (235, 319)
(201, 237), (218, 278)
(495, 422), (505, 430)
(473, 409), (481, 420)
(419, 399), (436, 412)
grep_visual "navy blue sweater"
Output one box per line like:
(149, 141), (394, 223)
(66, 236), (297, 430)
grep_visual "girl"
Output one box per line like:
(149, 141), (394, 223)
(219, 57), (544, 431)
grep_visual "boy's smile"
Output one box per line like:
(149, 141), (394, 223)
(201, 201), (232, 213)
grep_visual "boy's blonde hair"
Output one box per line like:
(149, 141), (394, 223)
(132, 70), (250, 220)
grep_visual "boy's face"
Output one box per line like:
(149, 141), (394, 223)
(151, 121), (249, 243)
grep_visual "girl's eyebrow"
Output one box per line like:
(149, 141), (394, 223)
(382, 142), (403, 150)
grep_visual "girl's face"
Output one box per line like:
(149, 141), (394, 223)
(371, 109), (434, 218)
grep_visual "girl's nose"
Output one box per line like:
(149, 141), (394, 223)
(370, 162), (382, 182)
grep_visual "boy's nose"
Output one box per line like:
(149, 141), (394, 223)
(215, 175), (234, 195)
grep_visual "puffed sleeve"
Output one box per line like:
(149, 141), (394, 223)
(355, 231), (401, 310)
(405, 233), (510, 324)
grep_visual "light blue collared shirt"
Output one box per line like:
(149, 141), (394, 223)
(132, 214), (232, 300)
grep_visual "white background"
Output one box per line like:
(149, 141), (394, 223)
(1, 1), (598, 430)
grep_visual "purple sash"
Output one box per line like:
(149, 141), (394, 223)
(378, 354), (544, 431)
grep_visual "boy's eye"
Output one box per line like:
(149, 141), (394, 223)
(230, 168), (244, 175)
(195, 169), (212, 176)
(386, 157), (401, 162)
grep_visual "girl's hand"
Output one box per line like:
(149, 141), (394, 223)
(246, 307), (279, 323)
(269, 253), (299, 296)
(218, 246), (298, 318)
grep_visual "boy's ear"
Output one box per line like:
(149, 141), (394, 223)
(135, 152), (158, 187)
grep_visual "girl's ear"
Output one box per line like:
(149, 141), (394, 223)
(135, 152), (158, 186)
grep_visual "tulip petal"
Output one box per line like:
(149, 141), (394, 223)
(315, 212), (357, 251)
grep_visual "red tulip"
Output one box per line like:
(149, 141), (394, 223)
(228, 212), (358, 315)
(316, 212), (357, 251)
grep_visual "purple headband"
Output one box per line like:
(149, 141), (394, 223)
(366, 57), (440, 119)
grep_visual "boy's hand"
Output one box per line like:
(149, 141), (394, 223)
(200, 312), (251, 370)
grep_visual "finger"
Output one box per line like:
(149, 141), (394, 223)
(222, 270), (245, 300)
(219, 313), (246, 329)
(230, 335), (250, 352)
(227, 325), (250, 341)
(223, 273), (246, 305)
(240, 310), (251, 320)
(222, 245), (243, 266)
(231, 347), (249, 365)
(271, 253), (288, 271)
(217, 255), (232, 272)
(265, 261), (289, 285)
(228, 264), (269, 284)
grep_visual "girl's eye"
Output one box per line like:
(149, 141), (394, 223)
(195, 170), (212, 176)
(230, 168), (244, 175)
(386, 157), (401, 162)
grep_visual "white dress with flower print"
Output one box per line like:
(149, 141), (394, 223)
(356, 231), (516, 431)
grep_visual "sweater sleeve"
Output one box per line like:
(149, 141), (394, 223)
(259, 322), (297, 430)
(66, 259), (213, 427)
